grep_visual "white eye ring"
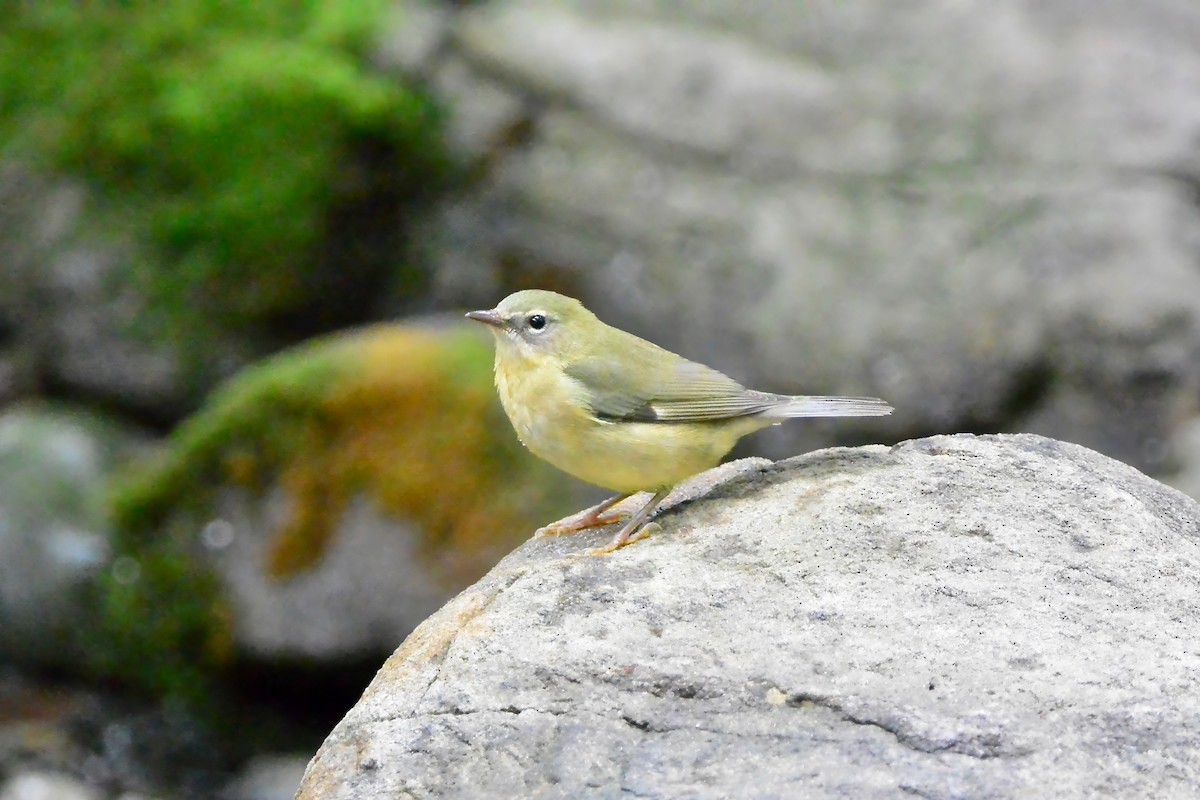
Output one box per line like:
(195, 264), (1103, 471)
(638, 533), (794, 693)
(527, 313), (548, 332)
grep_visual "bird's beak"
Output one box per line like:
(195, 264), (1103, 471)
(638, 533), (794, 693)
(465, 308), (505, 329)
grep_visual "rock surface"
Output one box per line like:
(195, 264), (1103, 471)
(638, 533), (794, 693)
(396, 0), (1200, 472)
(204, 490), (465, 659)
(222, 754), (309, 800)
(0, 168), (197, 418)
(0, 772), (102, 800)
(0, 404), (142, 668)
(295, 434), (1200, 799)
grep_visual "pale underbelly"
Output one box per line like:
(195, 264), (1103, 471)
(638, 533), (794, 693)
(516, 412), (752, 494)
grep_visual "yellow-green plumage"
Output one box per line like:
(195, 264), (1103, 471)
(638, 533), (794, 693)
(467, 289), (892, 552)
(495, 350), (762, 493)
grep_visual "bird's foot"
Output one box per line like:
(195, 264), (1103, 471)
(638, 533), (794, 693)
(587, 521), (661, 556)
(586, 487), (671, 555)
(536, 493), (631, 537)
(537, 510), (627, 537)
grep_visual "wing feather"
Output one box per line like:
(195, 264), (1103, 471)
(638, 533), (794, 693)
(563, 332), (776, 423)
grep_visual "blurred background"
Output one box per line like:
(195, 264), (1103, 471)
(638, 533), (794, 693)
(3, 1), (1200, 798)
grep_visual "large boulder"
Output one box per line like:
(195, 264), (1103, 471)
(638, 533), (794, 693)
(390, 0), (1200, 473)
(296, 433), (1200, 799)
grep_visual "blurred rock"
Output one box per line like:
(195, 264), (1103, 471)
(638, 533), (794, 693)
(0, 168), (200, 418)
(1166, 415), (1200, 502)
(297, 434), (1200, 799)
(207, 491), (450, 659)
(0, 405), (142, 668)
(0, 671), (82, 778)
(107, 324), (591, 665)
(0, 670), (243, 800)
(397, 0), (1200, 470)
(0, 772), (101, 800)
(374, 0), (451, 77)
(220, 754), (308, 800)
(68, 700), (235, 799)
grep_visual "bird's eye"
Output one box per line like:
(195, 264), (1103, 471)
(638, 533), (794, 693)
(528, 313), (547, 331)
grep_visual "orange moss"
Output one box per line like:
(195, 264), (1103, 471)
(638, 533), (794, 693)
(111, 322), (579, 588)
(257, 325), (575, 582)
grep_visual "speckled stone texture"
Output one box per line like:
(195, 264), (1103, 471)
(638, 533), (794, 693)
(295, 434), (1200, 799)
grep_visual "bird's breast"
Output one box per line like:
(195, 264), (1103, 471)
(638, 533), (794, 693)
(494, 354), (586, 459)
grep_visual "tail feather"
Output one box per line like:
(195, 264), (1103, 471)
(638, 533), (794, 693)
(762, 395), (893, 419)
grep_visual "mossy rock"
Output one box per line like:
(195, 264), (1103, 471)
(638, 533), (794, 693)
(100, 322), (585, 699)
(0, 2), (453, 365)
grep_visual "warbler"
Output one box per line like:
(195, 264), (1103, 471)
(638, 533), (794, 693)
(467, 289), (892, 553)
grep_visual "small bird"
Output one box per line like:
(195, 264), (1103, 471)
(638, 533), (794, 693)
(467, 289), (892, 553)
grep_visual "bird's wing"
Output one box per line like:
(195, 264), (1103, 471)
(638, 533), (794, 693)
(565, 337), (777, 423)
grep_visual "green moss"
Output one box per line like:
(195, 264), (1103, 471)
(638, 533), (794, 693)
(88, 545), (231, 706)
(98, 333), (355, 704)
(0, 1), (452, 350)
(110, 331), (353, 537)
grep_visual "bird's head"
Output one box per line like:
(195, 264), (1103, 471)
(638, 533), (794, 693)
(466, 289), (595, 364)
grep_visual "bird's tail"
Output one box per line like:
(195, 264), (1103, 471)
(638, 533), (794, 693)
(761, 395), (894, 419)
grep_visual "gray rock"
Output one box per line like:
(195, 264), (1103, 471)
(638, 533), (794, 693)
(374, 1), (450, 78)
(204, 491), (461, 660)
(191, 466), (594, 661)
(1166, 416), (1200, 502)
(0, 168), (196, 416)
(398, 0), (1200, 470)
(0, 405), (143, 667)
(295, 434), (1200, 799)
(0, 772), (101, 800)
(222, 754), (309, 800)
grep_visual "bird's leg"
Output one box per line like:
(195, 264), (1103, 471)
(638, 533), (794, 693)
(537, 493), (631, 537)
(589, 487), (671, 555)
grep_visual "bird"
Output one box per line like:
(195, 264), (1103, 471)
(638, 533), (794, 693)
(467, 289), (892, 553)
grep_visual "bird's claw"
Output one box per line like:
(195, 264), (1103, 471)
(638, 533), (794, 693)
(587, 521), (662, 556)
